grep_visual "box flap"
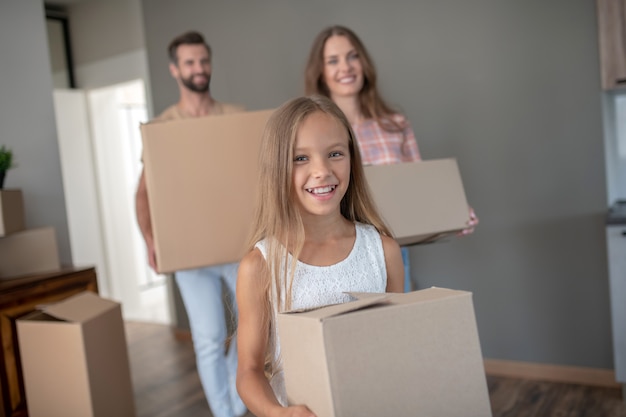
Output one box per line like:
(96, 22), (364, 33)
(280, 288), (470, 320)
(390, 287), (471, 305)
(282, 294), (390, 320)
(41, 292), (117, 323)
(353, 287), (469, 301)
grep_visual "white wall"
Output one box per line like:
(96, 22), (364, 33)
(53, 89), (109, 290)
(74, 49), (149, 90)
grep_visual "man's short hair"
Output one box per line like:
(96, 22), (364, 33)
(168, 31), (212, 64)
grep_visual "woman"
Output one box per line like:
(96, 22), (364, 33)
(304, 25), (479, 291)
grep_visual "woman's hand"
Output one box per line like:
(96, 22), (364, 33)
(458, 206), (479, 237)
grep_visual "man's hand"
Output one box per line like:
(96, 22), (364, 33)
(146, 240), (158, 272)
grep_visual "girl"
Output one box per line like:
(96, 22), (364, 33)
(236, 95), (404, 417)
(304, 25), (479, 291)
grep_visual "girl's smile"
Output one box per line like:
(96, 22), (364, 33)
(304, 184), (339, 205)
(307, 184), (336, 193)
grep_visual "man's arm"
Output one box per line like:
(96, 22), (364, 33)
(135, 168), (157, 271)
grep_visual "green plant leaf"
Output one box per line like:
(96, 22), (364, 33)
(0, 145), (14, 172)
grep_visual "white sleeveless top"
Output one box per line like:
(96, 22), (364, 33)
(255, 222), (387, 405)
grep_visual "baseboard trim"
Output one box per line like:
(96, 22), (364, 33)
(484, 359), (620, 388)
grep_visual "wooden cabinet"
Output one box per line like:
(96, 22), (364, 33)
(0, 267), (98, 417)
(597, 0), (626, 90)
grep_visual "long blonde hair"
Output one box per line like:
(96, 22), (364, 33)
(304, 25), (403, 132)
(247, 95), (392, 313)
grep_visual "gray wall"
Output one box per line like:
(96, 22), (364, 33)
(141, 0), (611, 368)
(0, 0), (71, 264)
(68, 0), (145, 67)
(0, 0), (610, 374)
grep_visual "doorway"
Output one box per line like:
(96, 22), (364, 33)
(53, 79), (170, 324)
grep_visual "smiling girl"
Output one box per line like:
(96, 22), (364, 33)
(235, 95), (404, 417)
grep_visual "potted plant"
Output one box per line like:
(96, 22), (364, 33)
(0, 145), (14, 189)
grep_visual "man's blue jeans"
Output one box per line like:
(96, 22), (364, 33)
(401, 246), (412, 292)
(175, 263), (246, 417)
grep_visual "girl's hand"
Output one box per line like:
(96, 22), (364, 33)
(458, 206), (479, 237)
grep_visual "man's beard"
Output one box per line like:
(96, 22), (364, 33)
(181, 73), (211, 93)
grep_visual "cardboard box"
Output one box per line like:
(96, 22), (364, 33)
(140, 109), (274, 273)
(141, 108), (469, 272)
(0, 227), (61, 279)
(0, 188), (25, 236)
(277, 288), (492, 417)
(364, 159), (469, 246)
(17, 291), (136, 417)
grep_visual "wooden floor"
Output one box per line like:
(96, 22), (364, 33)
(125, 321), (626, 417)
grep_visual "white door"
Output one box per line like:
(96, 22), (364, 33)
(53, 80), (170, 323)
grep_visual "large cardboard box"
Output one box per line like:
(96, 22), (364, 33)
(141, 108), (470, 272)
(277, 288), (492, 417)
(0, 188), (25, 236)
(0, 227), (61, 279)
(364, 159), (470, 245)
(140, 109), (274, 273)
(16, 291), (136, 417)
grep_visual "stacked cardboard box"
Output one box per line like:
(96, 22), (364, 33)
(0, 188), (24, 236)
(0, 189), (61, 279)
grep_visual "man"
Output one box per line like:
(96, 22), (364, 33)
(135, 31), (247, 417)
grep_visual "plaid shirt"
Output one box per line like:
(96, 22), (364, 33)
(352, 114), (421, 165)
